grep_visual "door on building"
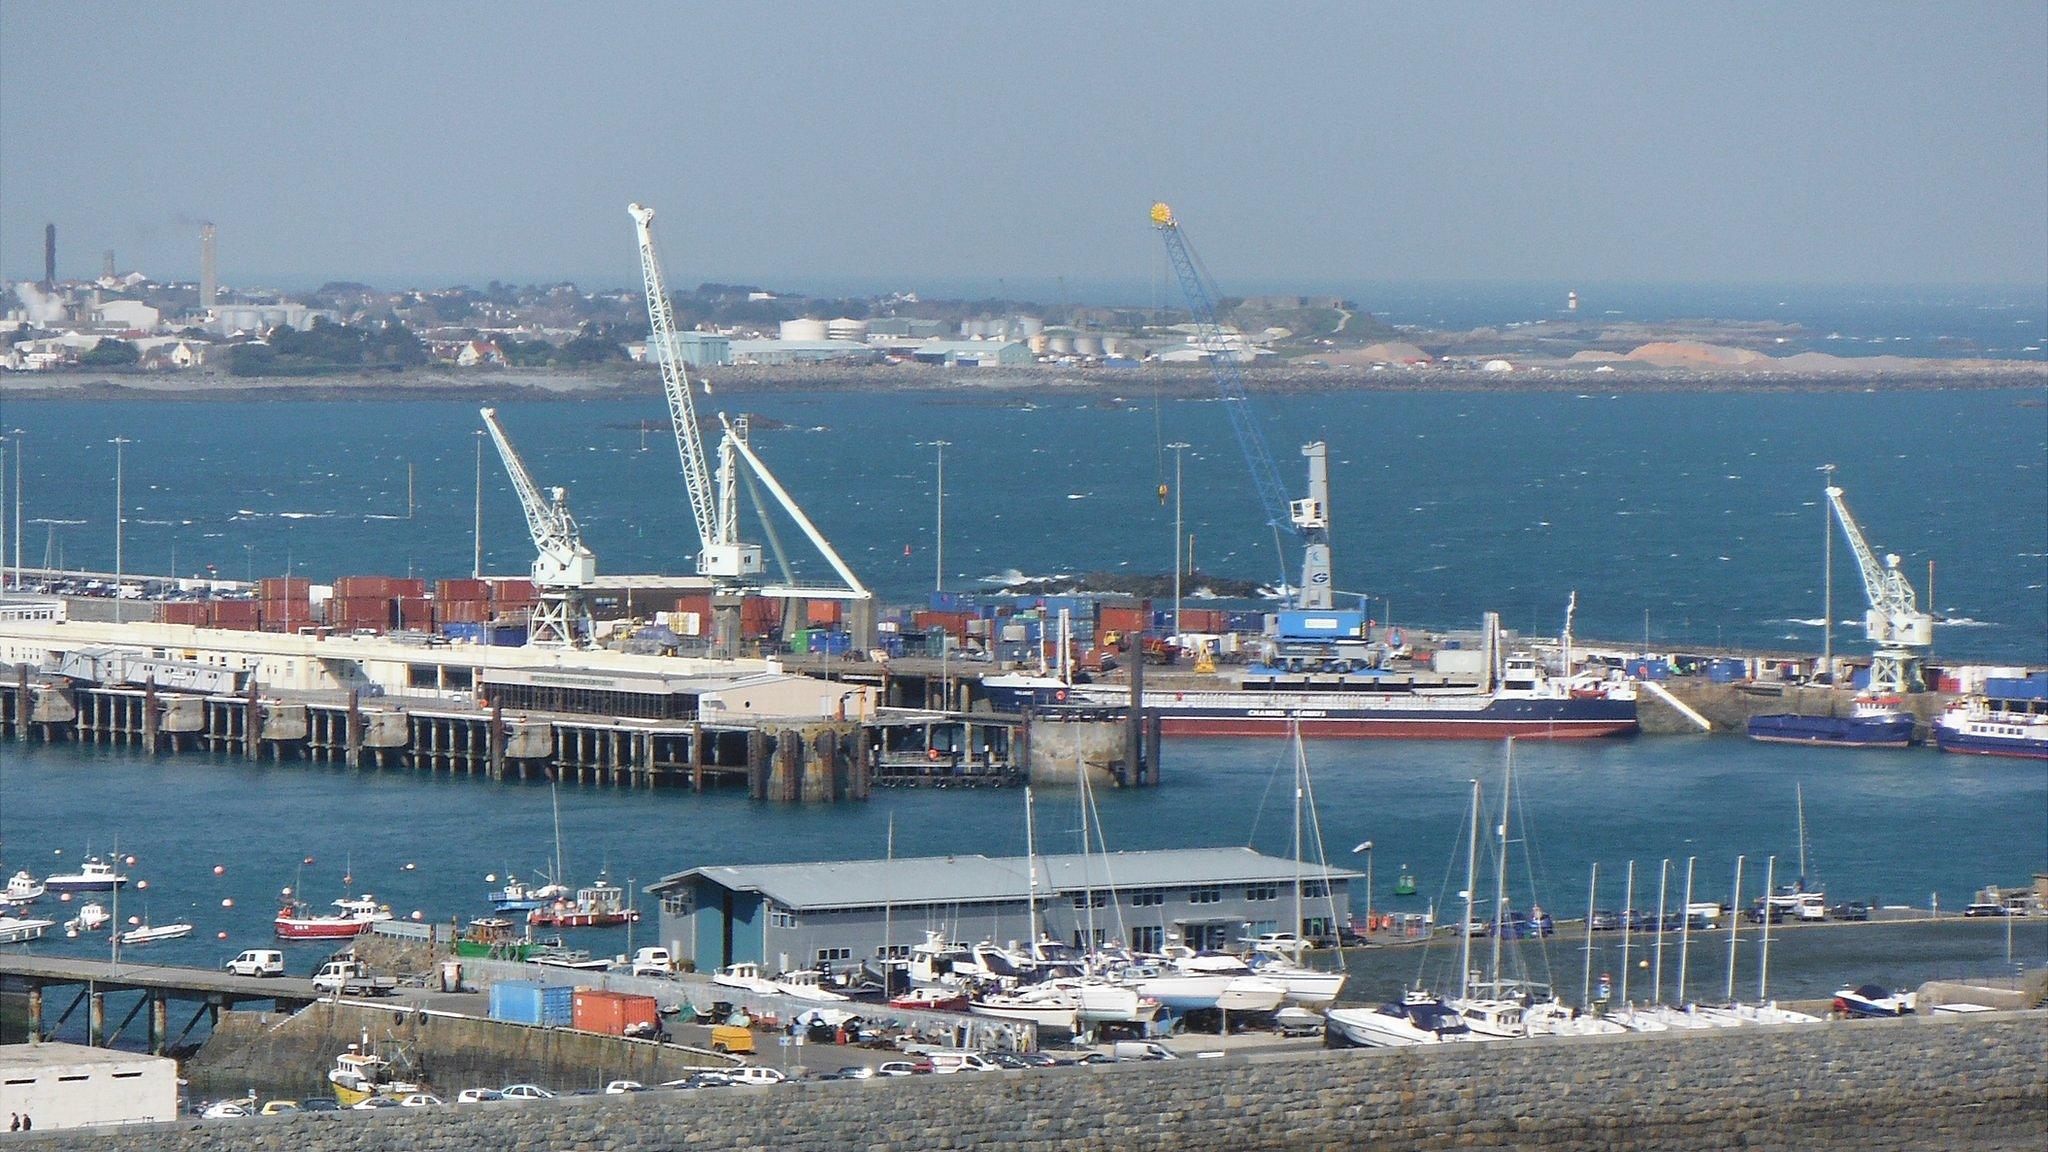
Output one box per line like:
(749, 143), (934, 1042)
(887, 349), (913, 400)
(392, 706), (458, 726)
(1184, 921), (1235, 952)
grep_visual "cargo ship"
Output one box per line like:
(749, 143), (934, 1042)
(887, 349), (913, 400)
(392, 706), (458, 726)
(1072, 654), (1636, 740)
(1746, 698), (1917, 749)
(1934, 674), (2048, 759)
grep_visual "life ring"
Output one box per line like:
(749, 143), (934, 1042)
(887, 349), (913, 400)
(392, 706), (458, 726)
(1054, 689), (1067, 702)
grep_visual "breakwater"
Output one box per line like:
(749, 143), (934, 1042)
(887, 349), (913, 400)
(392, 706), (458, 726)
(8, 1010), (2045, 1151)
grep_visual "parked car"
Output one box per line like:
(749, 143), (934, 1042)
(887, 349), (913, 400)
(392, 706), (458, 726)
(723, 1066), (787, 1086)
(1830, 901), (1871, 921)
(1071, 1052), (1119, 1065)
(822, 1065), (877, 1080)
(258, 1100), (300, 1115)
(1963, 902), (2008, 918)
(876, 1060), (933, 1077)
(604, 1080), (646, 1094)
(224, 950), (285, 978)
(201, 1100), (251, 1119)
(397, 1093), (445, 1108)
(351, 1097), (402, 1111)
(1586, 909), (1620, 932)
(298, 1099), (341, 1112)
(455, 1088), (504, 1104)
(499, 1084), (556, 1101)
(1112, 1041), (1178, 1062)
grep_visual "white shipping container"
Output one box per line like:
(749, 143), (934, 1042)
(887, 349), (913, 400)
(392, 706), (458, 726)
(1434, 649), (1487, 676)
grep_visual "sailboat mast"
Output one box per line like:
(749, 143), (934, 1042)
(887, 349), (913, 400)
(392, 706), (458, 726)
(1619, 860), (1635, 1005)
(1458, 777), (1480, 1003)
(1653, 858), (1670, 1004)
(1759, 854), (1775, 1003)
(551, 781), (566, 885)
(1725, 854), (1745, 1002)
(1678, 856), (1695, 1003)
(1487, 743), (1512, 989)
(1292, 726), (1304, 946)
(883, 812), (895, 974)
(1024, 788), (1039, 945)
(1795, 783), (1809, 888)
(1581, 861), (1598, 1009)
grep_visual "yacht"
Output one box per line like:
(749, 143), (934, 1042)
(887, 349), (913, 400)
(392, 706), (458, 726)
(2, 870), (45, 906)
(1832, 985), (1915, 1018)
(1325, 998), (1481, 1048)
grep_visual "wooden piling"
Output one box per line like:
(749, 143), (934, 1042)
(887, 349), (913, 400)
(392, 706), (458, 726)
(243, 683), (260, 760)
(142, 678), (159, 754)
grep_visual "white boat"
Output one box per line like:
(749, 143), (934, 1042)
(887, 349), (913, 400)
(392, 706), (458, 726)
(0, 915), (55, 944)
(1042, 978), (1160, 1025)
(1832, 984), (1915, 1018)
(1599, 1007), (1673, 1032)
(117, 922), (195, 945)
(44, 856), (127, 893)
(64, 902), (111, 935)
(711, 962), (785, 996)
(1522, 999), (1628, 1036)
(968, 986), (1081, 1032)
(1718, 1001), (1824, 1025)
(1325, 999), (1481, 1047)
(1636, 1004), (1736, 1030)
(905, 933), (976, 986)
(1247, 955), (1348, 1007)
(773, 969), (852, 1002)
(2, 870), (45, 905)
(1449, 996), (1529, 1039)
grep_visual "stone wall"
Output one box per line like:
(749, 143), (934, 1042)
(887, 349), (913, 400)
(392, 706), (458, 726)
(7, 1010), (2045, 1151)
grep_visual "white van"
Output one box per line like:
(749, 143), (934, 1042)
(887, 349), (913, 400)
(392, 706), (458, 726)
(927, 1051), (1000, 1074)
(224, 949), (285, 978)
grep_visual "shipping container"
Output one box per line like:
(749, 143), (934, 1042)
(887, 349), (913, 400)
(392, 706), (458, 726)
(490, 980), (573, 1027)
(435, 578), (491, 602)
(258, 577), (310, 598)
(674, 593), (713, 619)
(333, 576), (419, 599)
(1277, 610), (1365, 639)
(211, 601), (261, 630)
(571, 989), (658, 1036)
(493, 579), (538, 605)
(806, 600), (842, 627)
(397, 597), (435, 629)
(156, 601), (210, 626)
(1099, 605), (1151, 634)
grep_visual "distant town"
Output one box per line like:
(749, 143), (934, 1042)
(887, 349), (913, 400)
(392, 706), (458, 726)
(5, 222), (2042, 391)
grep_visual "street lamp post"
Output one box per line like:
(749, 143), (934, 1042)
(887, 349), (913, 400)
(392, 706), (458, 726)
(1167, 442), (1189, 637)
(1352, 839), (1374, 941)
(9, 427), (24, 590)
(473, 430), (485, 579)
(931, 440), (950, 594)
(108, 436), (131, 623)
(243, 544), (255, 585)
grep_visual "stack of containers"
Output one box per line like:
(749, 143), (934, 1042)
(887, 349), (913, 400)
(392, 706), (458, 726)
(258, 577), (310, 631)
(211, 600), (261, 631)
(436, 578), (492, 626)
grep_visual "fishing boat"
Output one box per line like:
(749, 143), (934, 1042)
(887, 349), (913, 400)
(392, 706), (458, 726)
(328, 1041), (419, 1106)
(274, 894), (392, 940)
(528, 877), (639, 928)
(43, 856), (127, 893)
(117, 921), (195, 946)
(2, 870), (45, 905)
(0, 915), (55, 944)
(1324, 997), (1478, 1047)
(453, 918), (537, 961)
(1746, 697), (1917, 748)
(773, 969), (852, 1002)
(711, 962), (784, 995)
(1934, 674), (2048, 759)
(488, 875), (567, 914)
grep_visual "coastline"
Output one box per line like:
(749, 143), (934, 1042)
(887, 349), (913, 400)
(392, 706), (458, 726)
(3, 359), (2045, 402)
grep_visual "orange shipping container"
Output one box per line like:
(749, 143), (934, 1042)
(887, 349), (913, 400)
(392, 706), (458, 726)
(674, 593), (713, 618)
(494, 579), (538, 605)
(806, 600), (842, 626)
(156, 602), (210, 626)
(570, 990), (658, 1036)
(436, 578), (491, 602)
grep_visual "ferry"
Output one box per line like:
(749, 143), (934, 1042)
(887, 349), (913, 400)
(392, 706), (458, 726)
(1747, 697), (1918, 748)
(1073, 655), (1635, 739)
(275, 894), (393, 939)
(1934, 675), (2048, 760)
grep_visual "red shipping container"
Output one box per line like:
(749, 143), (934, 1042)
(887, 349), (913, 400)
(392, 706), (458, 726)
(493, 579), (537, 605)
(397, 597), (435, 629)
(438, 599), (489, 624)
(570, 990), (658, 1036)
(211, 601), (260, 629)
(674, 593), (713, 618)
(1099, 605), (1150, 633)
(806, 600), (843, 627)
(333, 576), (390, 598)
(436, 578), (491, 602)
(258, 576), (310, 599)
(156, 602), (209, 626)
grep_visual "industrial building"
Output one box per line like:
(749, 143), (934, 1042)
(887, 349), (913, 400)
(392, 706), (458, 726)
(909, 339), (1032, 367)
(0, 1043), (179, 1131)
(649, 847), (1359, 975)
(727, 338), (878, 366)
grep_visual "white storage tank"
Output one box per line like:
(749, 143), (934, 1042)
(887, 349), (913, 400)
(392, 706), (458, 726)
(1074, 335), (1104, 357)
(779, 318), (828, 342)
(827, 317), (869, 342)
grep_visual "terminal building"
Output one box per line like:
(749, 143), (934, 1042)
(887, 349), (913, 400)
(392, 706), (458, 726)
(0, 1043), (178, 1131)
(648, 847), (1359, 975)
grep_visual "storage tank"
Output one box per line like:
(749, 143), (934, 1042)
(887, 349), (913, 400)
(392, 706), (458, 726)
(1047, 334), (1074, 356)
(1017, 315), (1045, 337)
(779, 318), (828, 342)
(1074, 335), (1103, 357)
(826, 317), (868, 342)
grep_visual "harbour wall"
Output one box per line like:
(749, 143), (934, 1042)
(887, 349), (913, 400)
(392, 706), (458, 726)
(179, 1001), (730, 1100)
(1641, 680), (1950, 736)
(11, 1008), (2045, 1151)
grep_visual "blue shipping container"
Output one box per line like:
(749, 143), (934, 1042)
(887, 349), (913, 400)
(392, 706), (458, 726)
(1277, 610), (1365, 639)
(1985, 675), (2048, 701)
(1625, 659), (1671, 680)
(490, 980), (573, 1027)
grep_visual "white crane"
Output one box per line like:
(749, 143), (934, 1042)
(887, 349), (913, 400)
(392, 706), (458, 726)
(629, 202), (872, 657)
(1825, 483), (1932, 695)
(479, 406), (596, 649)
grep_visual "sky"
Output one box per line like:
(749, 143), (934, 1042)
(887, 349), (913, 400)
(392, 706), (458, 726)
(3, 2), (2045, 294)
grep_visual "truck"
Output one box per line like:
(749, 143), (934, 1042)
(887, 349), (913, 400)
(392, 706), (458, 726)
(311, 957), (399, 997)
(629, 947), (674, 978)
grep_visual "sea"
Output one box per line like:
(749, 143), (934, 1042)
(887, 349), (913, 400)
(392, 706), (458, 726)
(0, 386), (2044, 1023)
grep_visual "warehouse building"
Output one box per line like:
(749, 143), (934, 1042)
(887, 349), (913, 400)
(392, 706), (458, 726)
(648, 847), (1358, 975)
(0, 1043), (178, 1131)
(909, 339), (1032, 367)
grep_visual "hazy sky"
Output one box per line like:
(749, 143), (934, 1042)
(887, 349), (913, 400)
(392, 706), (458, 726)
(4, 2), (2044, 292)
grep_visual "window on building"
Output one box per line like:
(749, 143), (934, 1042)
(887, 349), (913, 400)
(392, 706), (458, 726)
(875, 944), (909, 960)
(660, 894), (690, 916)
(1303, 881), (1329, 899)
(1189, 887), (1221, 905)
(770, 908), (798, 929)
(816, 947), (851, 963)
(1302, 916), (1334, 939)
(1069, 928), (1106, 949)
(1131, 925), (1165, 952)
(1247, 919), (1278, 937)
(1130, 890), (1165, 908)
(1245, 883), (1279, 901)
(1070, 892), (1108, 909)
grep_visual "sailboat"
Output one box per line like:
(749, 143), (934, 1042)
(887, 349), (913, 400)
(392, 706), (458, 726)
(1243, 726), (1348, 1007)
(489, 783), (572, 912)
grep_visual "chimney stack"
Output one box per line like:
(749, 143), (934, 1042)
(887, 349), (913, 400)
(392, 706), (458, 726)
(200, 223), (217, 311)
(43, 223), (55, 288)
(103, 249), (116, 281)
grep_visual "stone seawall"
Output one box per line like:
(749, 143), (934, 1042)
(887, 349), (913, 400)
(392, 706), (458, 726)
(181, 1001), (728, 1100)
(6, 1010), (2044, 1151)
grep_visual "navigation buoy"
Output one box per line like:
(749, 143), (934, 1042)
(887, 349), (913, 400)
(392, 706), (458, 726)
(410, 910), (423, 921)
(221, 898), (234, 908)
(213, 865), (225, 876)
(281, 887), (293, 897)
(136, 880), (149, 890)
(217, 931), (229, 940)
(125, 855), (138, 866)
(58, 892), (71, 903)
(485, 874), (498, 884)
(128, 915), (141, 926)
(403, 863), (416, 871)
(304, 856), (315, 865)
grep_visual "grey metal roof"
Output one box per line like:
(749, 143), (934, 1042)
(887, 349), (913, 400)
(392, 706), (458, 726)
(648, 847), (1359, 912)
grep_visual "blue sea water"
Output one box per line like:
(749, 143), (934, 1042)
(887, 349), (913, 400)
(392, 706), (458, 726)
(2, 388), (2042, 661)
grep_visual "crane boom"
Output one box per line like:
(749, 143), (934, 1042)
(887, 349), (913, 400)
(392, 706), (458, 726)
(479, 406), (595, 648)
(629, 202), (723, 568)
(1824, 483), (1931, 694)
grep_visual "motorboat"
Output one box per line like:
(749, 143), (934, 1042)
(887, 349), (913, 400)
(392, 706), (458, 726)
(889, 987), (969, 1013)
(1832, 985), (1915, 1018)
(1324, 999), (1480, 1047)
(2, 870), (45, 905)
(1274, 1005), (1324, 1035)
(773, 969), (852, 1003)
(1446, 996), (1528, 1038)
(1522, 999), (1628, 1036)
(1246, 954), (1347, 1007)
(118, 921), (195, 945)
(905, 933), (976, 986)
(44, 856), (127, 893)
(275, 894), (392, 939)
(328, 1043), (419, 1107)
(528, 878), (638, 929)
(0, 915), (54, 944)
(968, 985), (1081, 1032)
(64, 902), (111, 935)
(488, 875), (567, 914)
(711, 962), (785, 996)
(1037, 978), (1160, 1025)
(1717, 1001), (1824, 1025)
(527, 943), (608, 971)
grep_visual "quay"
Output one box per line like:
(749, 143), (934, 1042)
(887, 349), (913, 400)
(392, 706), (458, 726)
(0, 955), (319, 1054)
